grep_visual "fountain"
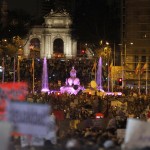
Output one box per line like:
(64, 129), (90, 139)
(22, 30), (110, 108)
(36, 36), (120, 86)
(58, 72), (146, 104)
(84, 57), (122, 96)
(60, 66), (84, 95)
(96, 57), (104, 92)
(41, 57), (50, 93)
(83, 57), (104, 95)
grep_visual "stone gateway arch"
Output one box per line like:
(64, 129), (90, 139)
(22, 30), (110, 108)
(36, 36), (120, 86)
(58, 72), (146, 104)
(24, 10), (77, 59)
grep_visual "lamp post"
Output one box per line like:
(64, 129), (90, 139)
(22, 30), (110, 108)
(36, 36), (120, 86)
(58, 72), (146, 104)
(105, 42), (111, 92)
(13, 56), (16, 83)
(99, 40), (113, 92)
(17, 56), (21, 82)
(122, 44), (126, 89)
(120, 42), (133, 89)
(120, 43), (126, 89)
(32, 57), (35, 94)
(2, 57), (4, 83)
(121, 49), (124, 90)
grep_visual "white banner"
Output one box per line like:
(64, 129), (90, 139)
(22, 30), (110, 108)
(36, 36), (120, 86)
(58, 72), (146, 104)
(124, 118), (150, 149)
(7, 102), (51, 137)
(20, 136), (44, 147)
(0, 121), (12, 150)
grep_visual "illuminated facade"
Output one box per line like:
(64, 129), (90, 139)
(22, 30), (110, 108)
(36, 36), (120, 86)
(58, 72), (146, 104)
(24, 9), (77, 59)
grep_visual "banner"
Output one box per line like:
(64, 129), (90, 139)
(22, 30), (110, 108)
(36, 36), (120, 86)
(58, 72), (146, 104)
(0, 82), (27, 101)
(0, 121), (12, 150)
(109, 61), (113, 78)
(123, 118), (150, 149)
(92, 61), (97, 72)
(7, 102), (51, 137)
(141, 63), (147, 74)
(0, 82), (27, 120)
(135, 63), (141, 75)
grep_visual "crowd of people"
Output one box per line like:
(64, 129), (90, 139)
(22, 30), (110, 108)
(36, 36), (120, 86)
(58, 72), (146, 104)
(1, 57), (150, 150)
(7, 91), (150, 150)
(15, 90), (149, 150)
(25, 89), (150, 121)
(2, 57), (94, 87)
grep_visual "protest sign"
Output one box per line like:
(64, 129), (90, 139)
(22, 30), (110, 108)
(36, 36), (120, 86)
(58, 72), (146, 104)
(45, 114), (57, 144)
(0, 82), (27, 120)
(0, 82), (27, 101)
(0, 121), (12, 150)
(123, 118), (150, 149)
(7, 102), (52, 137)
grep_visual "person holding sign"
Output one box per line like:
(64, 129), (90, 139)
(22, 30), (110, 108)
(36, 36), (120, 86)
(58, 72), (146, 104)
(44, 113), (57, 149)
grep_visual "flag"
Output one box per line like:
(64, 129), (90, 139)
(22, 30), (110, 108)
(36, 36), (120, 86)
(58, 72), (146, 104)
(17, 57), (20, 82)
(141, 63), (147, 74)
(2, 57), (4, 69)
(109, 61), (113, 77)
(30, 58), (34, 73)
(1, 57), (5, 83)
(135, 63), (141, 75)
(109, 61), (113, 71)
(92, 61), (97, 72)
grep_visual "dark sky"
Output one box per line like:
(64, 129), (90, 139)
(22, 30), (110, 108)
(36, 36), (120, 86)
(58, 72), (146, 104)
(5, 0), (121, 44)
(7, 0), (38, 15)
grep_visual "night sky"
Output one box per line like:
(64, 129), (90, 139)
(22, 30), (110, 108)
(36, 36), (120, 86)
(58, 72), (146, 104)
(7, 0), (37, 15)
(5, 0), (121, 46)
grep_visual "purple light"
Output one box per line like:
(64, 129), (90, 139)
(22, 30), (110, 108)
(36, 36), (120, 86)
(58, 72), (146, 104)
(96, 57), (103, 90)
(41, 57), (50, 93)
(105, 92), (122, 96)
(60, 67), (84, 95)
(41, 88), (49, 92)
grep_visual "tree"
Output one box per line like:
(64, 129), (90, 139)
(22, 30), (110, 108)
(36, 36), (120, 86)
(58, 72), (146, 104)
(0, 9), (31, 40)
(0, 10), (31, 58)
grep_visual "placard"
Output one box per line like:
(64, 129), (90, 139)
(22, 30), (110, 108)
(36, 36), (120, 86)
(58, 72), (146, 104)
(7, 102), (51, 137)
(123, 118), (150, 149)
(0, 121), (12, 150)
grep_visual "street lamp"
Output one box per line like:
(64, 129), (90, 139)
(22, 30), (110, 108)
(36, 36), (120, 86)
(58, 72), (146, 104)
(120, 42), (133, 89)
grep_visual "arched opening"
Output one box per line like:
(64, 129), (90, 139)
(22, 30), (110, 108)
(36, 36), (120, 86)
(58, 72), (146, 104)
(29, 38), (40, 58)
(53, 38), (64, 58)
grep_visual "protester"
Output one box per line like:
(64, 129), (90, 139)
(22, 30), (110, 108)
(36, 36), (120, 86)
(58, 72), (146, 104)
(1, 57), (150, 150)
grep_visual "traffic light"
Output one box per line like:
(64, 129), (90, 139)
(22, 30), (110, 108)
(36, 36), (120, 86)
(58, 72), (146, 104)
(118, 78), (122, 86)
(81, 49), (85, 54)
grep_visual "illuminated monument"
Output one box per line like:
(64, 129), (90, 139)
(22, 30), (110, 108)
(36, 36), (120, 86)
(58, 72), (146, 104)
(60, 67), (84, 95)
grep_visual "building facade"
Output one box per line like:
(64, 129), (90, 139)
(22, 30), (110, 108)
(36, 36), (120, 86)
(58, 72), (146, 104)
(121, 0), (150, 92)
(24, 10), (77, 59)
